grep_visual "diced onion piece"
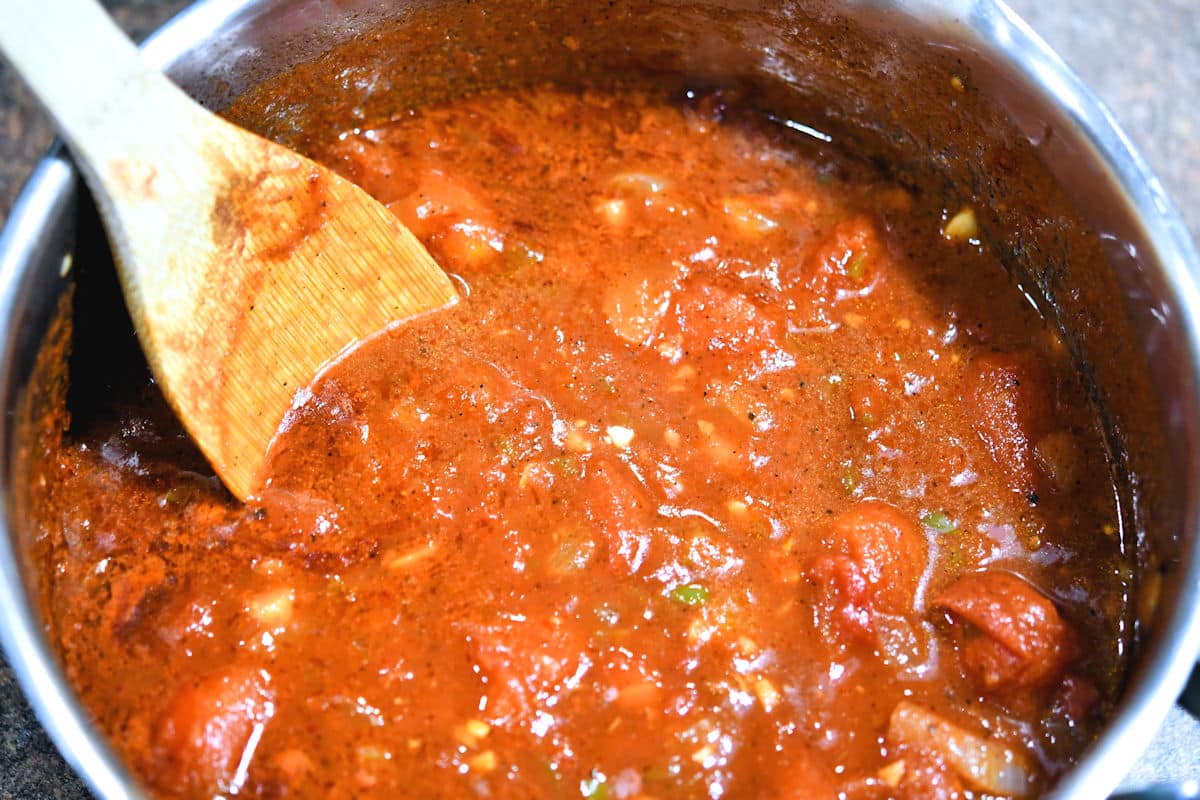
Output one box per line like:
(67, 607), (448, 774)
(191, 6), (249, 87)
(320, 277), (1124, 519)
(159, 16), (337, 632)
(722, 196), (781, 237)
(248, 587), (295, 628)
(887, 701), (1033, 797)
(943, 207), (979, 241)
(386, 541), (436, 571)
(606, 425), (636, 449)
(609, 171), (671, 195)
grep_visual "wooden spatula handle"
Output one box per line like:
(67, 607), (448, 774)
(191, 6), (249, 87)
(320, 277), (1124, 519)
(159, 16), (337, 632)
(0, 0), (202, 171)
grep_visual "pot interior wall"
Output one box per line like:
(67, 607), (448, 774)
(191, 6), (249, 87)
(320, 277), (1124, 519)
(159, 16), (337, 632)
(7, 0), (1195, 794)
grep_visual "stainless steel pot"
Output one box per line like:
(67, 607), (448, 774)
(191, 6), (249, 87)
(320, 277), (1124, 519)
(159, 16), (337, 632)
(1, 1), (1198, 797)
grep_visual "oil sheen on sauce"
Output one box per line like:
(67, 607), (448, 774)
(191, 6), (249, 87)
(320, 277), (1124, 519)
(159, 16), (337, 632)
(33, 89), (1130, 799)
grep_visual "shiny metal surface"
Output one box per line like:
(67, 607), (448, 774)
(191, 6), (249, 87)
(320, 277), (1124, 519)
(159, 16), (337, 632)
(0, 153), (140, 798)
(0, 1), (1197, 798)
(1114, 781), (1200, 800)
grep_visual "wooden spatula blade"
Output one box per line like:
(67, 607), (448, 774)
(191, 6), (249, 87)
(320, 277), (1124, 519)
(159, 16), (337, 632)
(114, 130), (460, 501)
(1, 0), (460, 502)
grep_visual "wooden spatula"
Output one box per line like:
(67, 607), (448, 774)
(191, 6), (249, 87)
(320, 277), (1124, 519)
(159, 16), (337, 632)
(0, 0), (460, 501)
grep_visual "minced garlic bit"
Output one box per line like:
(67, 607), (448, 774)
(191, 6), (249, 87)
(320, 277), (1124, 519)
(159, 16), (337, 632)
(697, 419), (716, 437)
(943, 207), (979, 241)
(606, 425), (635, 449)
(565, 429), (593, 453)
(691, 743), (717, 766)
(878, 759), (907, 787)
(468, 750), (498, 773)
(754, 678), (781, 712)
(454, 718), (492, 748)
(726, 499), (748, 515)
(663, 428), (682, 449)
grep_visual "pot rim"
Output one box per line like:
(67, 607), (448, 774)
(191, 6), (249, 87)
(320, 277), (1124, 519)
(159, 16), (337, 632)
(0, 1), (1197, 798)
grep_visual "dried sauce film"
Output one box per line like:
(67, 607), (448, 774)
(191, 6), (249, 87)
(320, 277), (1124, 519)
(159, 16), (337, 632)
(34, 88), (1130, 798)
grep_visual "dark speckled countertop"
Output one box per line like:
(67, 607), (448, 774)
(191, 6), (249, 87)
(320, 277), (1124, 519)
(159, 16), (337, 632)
(0, 1), (1197, 797)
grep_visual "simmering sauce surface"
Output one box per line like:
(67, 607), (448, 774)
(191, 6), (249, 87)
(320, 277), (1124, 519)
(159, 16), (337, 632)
(35, 89), (1130, 798)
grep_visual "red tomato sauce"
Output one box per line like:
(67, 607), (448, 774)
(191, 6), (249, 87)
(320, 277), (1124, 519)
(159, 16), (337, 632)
(31, 88), (1131, 798)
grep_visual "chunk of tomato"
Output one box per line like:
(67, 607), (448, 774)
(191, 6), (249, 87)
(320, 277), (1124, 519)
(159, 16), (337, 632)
(809, 502), (926, 642)
(673, 281), (782, 357)
(465, 616), (589, 722)
(583, 460), (655, 575)
(603, 269), (673, 347)
(965, 353), (1053, 500)
(932, 571), (1079, 692)
(829, 501), (926, 610)
(386, 168), (493, 240)
(760, 748), (839, 799)
(785, 215), (882, 311)
(153, 666), (274, 794)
